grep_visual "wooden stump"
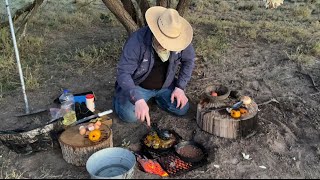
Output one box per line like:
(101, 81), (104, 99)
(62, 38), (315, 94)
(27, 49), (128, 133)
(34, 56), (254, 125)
(58, 119), (113, 166)
(197, 99), (258, 139)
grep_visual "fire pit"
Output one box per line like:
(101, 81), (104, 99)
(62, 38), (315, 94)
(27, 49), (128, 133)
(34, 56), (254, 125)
(139, 130), (209, 177)
(196, 95), (259, 139)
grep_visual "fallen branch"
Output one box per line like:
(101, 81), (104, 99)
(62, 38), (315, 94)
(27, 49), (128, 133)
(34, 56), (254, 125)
(0, 2), (34, 28)
(257, 98), (280, 106)
(245, 130), (257, 139)
(17, 0), (44, 35)
(311, 91), (320, 96)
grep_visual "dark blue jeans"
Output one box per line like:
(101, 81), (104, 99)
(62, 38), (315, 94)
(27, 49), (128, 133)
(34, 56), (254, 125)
(113, 87), (189, 123)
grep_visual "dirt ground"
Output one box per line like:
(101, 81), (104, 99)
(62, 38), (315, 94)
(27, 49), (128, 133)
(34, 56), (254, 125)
(0, 0), (320, 179)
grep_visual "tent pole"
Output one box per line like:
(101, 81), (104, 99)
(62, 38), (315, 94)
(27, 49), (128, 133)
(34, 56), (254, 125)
(5, 0), (30, 114)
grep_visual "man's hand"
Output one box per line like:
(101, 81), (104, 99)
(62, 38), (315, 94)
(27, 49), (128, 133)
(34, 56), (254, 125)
(135, 99), (151, 126)
(171, 87), (188, 109)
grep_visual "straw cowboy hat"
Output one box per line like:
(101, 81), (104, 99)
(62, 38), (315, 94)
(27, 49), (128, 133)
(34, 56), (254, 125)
(145, 6), (193, 52)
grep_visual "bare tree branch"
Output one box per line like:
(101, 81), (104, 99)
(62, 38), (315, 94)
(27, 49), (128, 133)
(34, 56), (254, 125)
(16, 0), (44, 37)
(102, 0), (139, 34)
(176, 0), (191, 16)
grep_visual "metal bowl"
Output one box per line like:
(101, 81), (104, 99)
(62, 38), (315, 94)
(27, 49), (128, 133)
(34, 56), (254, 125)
(205, 85), (231, 102)
(86, 147), (136, 179)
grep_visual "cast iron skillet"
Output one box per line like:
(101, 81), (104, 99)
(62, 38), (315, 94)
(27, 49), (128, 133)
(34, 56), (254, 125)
(141, 128), (181, 153)
(174, 130), (208, 163)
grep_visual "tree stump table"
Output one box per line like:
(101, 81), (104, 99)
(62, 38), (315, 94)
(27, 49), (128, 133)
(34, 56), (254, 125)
(196, 98), (258, 139)
(58, 118), (113, 166)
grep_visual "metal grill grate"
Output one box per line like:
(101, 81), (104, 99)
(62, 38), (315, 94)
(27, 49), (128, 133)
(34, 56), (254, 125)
(140, 131), (209, 177)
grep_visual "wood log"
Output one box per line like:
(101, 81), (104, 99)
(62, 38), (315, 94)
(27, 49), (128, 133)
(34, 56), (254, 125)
(197, 99), (258, 139)
(0, 120), (64, 154)
(58, 120), (113, 167)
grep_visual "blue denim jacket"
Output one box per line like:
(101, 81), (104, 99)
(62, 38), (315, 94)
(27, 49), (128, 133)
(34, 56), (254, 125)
(115, 26), (195, 104)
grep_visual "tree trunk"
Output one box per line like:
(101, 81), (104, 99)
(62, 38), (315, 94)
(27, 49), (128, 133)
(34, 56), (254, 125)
(121, 0), (138, 24)
(102, 0), (139, 34)
(102, 0), (190, 35)
(156, 0), (171, 8)
(59, 122), (113, 166)
(176, 0), (191, 16)
(136, 0), (150, 26)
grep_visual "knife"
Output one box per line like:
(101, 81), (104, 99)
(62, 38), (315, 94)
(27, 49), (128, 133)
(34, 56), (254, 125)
(70, 109), (113, 126)
(202, 101), (244, 113)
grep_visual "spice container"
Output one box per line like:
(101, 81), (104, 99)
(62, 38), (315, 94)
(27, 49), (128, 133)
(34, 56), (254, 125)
(86, 94), (95, 112)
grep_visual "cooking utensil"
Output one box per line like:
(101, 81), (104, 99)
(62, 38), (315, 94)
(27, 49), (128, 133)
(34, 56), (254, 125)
(202, 101), (245, 115)
(45, 116), (63, 125)
(174, 130), (207, 163)
(151, 123), (171, 140)
(70, 110), (113, 126)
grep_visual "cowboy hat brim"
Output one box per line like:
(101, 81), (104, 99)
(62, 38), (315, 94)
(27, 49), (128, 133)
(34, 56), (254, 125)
(145, 6), (193, 52)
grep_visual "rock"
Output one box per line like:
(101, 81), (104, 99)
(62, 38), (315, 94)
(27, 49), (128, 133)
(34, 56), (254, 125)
(230, 158), (240, 165)
(223, 158), (239, 165)
(250, 81), (260, 91)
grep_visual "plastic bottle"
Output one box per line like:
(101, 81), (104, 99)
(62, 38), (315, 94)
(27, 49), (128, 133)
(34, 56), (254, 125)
(85, 94), (95, 112)
(59, 89), (77, 126)
(59, 89), (73, 103)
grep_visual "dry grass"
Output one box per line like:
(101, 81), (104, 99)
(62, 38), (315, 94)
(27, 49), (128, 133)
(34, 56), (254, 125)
(0, 0), (320, 178)
(0, 152), (26, 179)
(0, 27), (44, 92)
(72, 39), (124, 75)
(293, 5), (312, 18)
(311, 42), (320, 56)
(0, 0), (318, 96)
(285, 45), (317, 65)
(186, 0), (320, 65)
(3, 0), (318, 88)
(0, 0), (122, 97)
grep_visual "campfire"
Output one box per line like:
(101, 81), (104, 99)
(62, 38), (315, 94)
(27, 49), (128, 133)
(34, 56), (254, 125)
(138, 129), (209, 177)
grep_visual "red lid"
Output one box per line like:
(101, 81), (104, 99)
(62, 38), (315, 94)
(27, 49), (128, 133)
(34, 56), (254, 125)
(86, 94), (94, 99)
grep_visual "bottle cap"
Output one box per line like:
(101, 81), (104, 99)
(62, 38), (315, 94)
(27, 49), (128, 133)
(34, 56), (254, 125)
(63, 89), (70, 94)
(86, 94), (94, 99)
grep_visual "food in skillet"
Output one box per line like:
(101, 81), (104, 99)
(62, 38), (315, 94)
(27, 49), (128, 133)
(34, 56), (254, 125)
(176, 144), (203, 159)
(144, 131), (176, 149)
